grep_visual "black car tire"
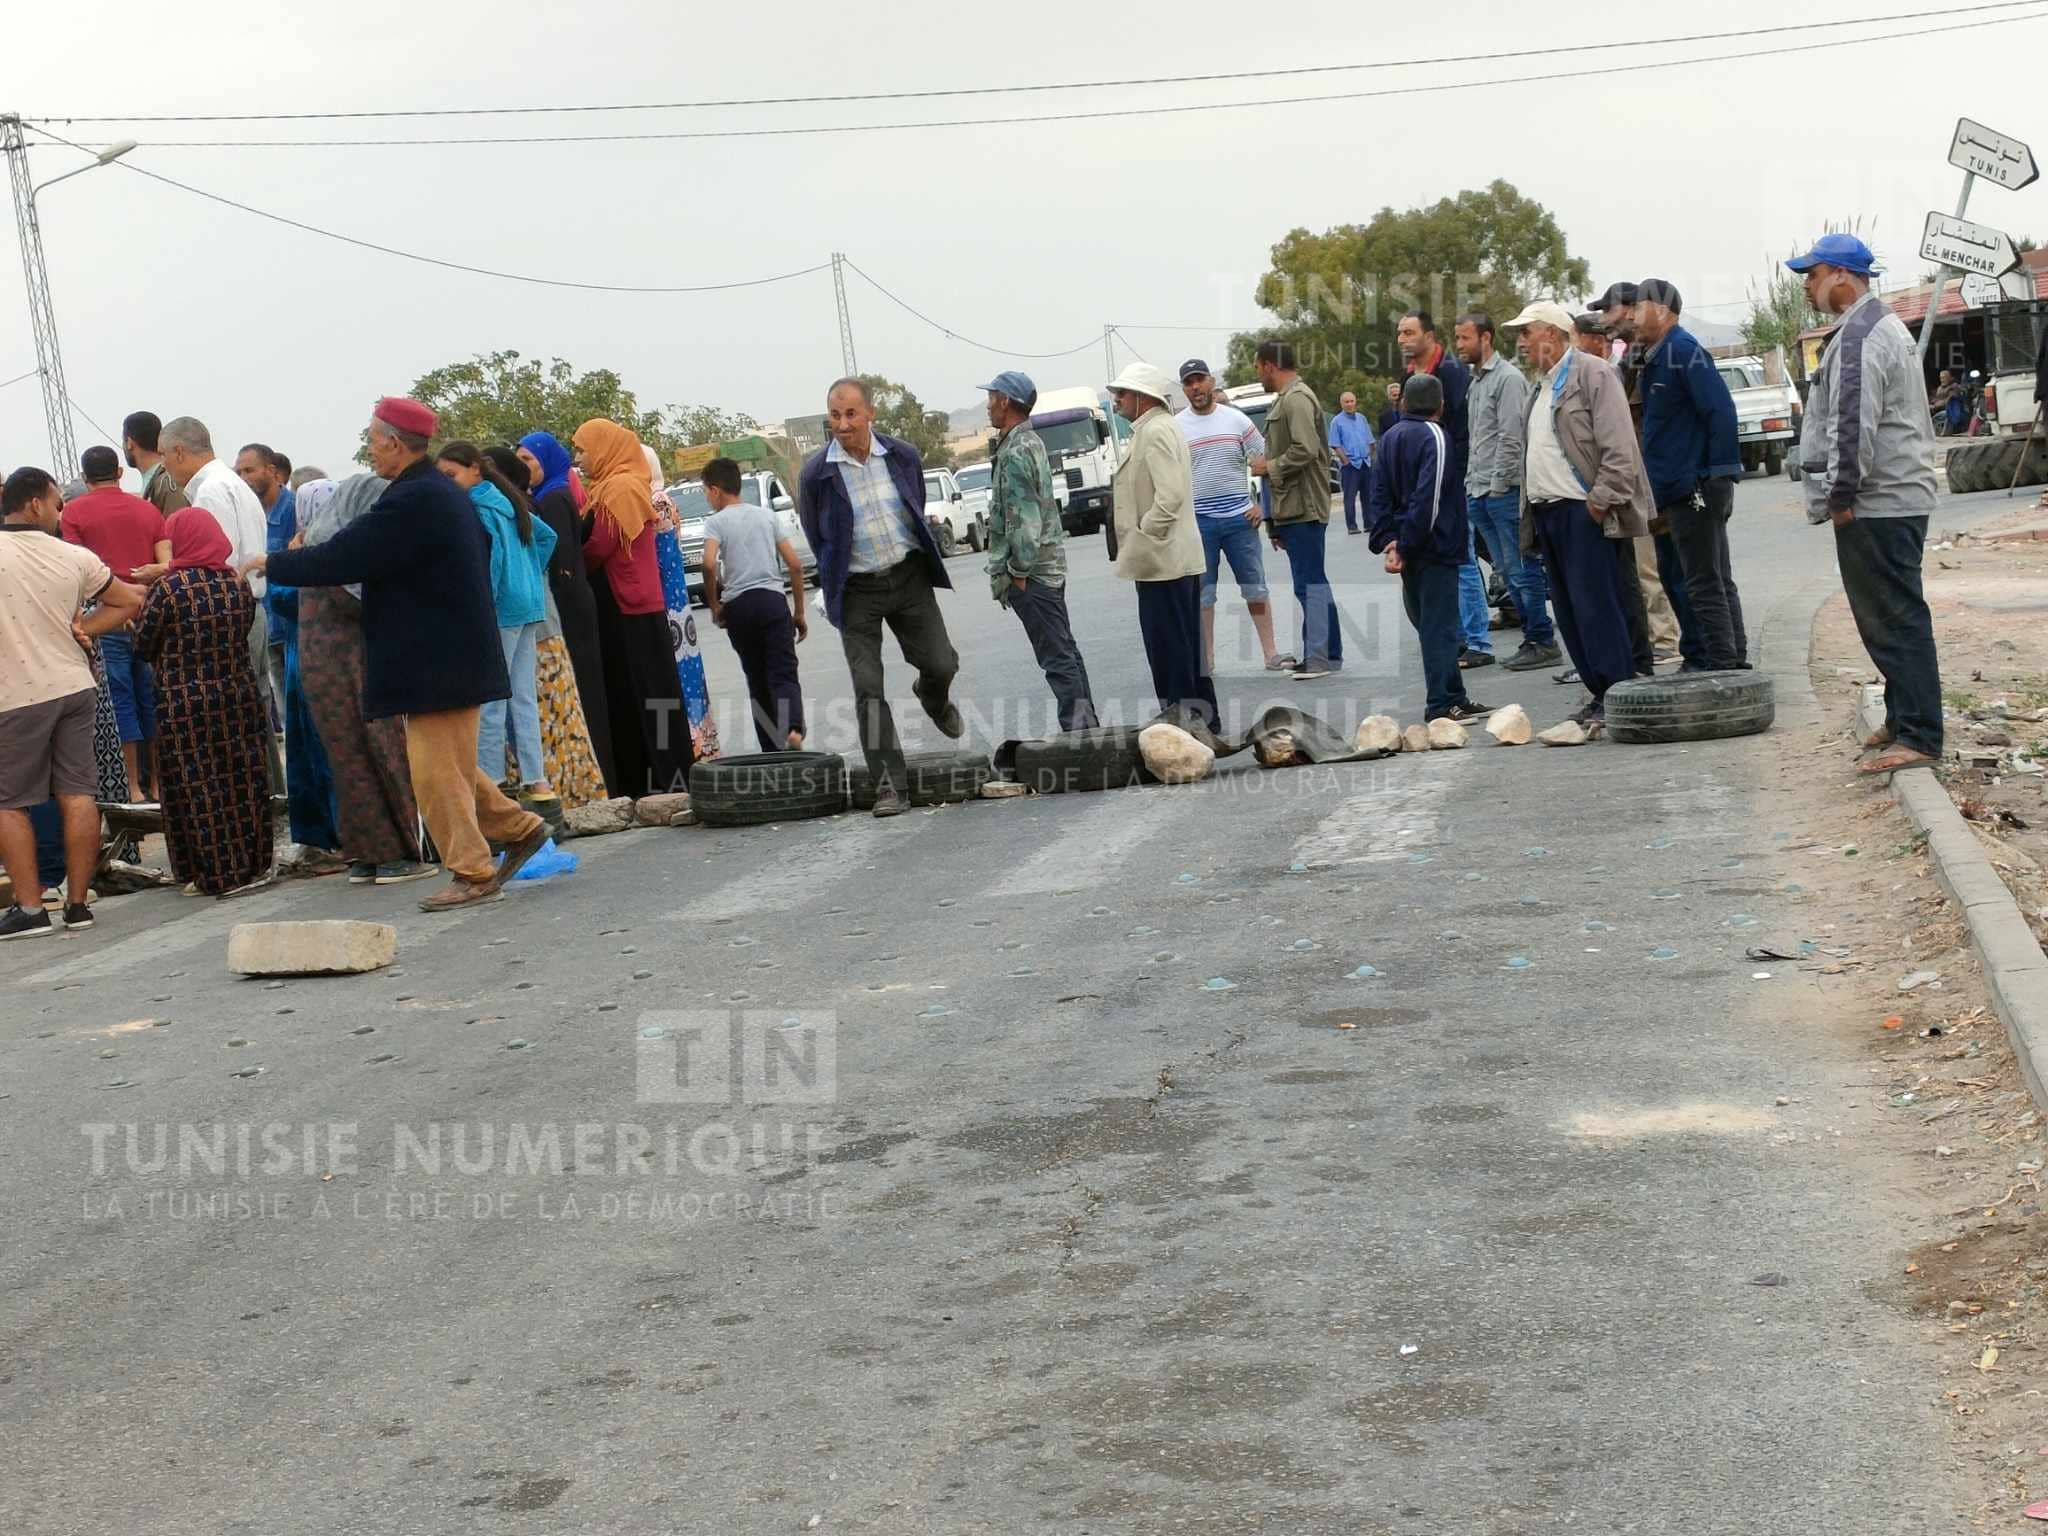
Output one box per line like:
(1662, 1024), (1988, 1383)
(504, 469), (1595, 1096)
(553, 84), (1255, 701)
(932, 519), (960, 557)
(688, 751), (848, 826)
(1604, 672), (1776, 745)
(842, 749), (994, 809)
(1011, 727), (1157, 794)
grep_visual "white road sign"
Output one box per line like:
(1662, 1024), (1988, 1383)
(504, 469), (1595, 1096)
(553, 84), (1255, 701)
(1949, 117), (2040, 192)
(1960, 270), (2037, 308)
(1921, 212), (2023, 277)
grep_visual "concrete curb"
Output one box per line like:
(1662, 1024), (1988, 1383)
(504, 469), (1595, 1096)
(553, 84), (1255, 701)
(1859, 685), (2048, 1109)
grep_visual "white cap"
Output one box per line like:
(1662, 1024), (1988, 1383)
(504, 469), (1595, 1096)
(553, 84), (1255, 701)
(1106, 362), (1174, 404)
(1505, 300), (1577, 335)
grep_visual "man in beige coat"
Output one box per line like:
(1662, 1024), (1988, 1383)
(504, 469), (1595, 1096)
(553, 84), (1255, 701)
(1109, 362), (1217, 727)
(1505, 302), (1653, 729)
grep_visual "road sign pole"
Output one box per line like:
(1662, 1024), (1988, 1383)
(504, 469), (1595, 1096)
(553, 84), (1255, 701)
(1917, 168), (1976, 365)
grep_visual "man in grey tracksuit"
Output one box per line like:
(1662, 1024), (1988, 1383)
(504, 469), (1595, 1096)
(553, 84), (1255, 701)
(1790, 233), (1943, 773)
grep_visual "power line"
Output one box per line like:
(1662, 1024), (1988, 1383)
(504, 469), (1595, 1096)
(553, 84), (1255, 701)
(24, 1), (2039, 126)
(841, 259), (1106, 360)
(62, 389), (118, 448)
(27, 7), (2047, 149)
(23, 124), (832, 295)
(0, 367), (40, 391)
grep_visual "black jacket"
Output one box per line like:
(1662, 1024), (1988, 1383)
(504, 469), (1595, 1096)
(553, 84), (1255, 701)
(267, 458), (509, 719)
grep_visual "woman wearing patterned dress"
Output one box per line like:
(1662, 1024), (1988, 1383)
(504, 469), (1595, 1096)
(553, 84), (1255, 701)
(516, 431), (616, 794)
(645, 444), (721, 766)
(132, 508), (273, 896)
(293, 477), (434, 884)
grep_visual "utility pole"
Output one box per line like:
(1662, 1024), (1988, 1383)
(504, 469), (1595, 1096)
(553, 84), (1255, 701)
(1103, 325), (1115, 383)
(4, 113), (76, 474)
(831, 252), (858, 378)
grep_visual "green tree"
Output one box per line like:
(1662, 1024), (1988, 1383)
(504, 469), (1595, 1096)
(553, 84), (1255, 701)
(358, 351), (755, 464)
(859, 372), (954, 467)
(1741, 265), (1820, 387)
(1229, 180), (1590, 405)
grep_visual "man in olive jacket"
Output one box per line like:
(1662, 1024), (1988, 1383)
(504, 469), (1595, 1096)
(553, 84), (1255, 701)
(1109, 362), (1216, 727)
(1504, 303), (1654, 728)
(1249, 339), (1345, 679)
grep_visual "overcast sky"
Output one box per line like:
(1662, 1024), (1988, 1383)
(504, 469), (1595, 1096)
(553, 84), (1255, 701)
(5, 0), (2046, 477)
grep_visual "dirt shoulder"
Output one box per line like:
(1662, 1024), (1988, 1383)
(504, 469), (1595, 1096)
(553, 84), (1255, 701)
(1801, 580), (2048, 1527)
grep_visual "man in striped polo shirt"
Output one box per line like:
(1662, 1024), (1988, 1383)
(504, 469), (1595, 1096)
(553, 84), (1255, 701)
(1173, 360), (1288, 675)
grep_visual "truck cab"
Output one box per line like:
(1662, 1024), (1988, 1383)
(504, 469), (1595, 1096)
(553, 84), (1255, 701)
(1027, 386), (1127, 536)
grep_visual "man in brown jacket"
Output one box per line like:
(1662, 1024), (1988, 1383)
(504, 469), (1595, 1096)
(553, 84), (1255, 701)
(1249, 339), (1346, 680)
(1506, 302), (1653, 729)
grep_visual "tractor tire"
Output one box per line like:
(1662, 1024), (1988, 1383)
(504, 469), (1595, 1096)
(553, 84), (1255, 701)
(2018, 439), (2048, 488)
(1605, 672), (1776, 745)
(1991, 438), (2028, 490)
(1951, 442), (1991, 494)
(1010, 727), (1157, 795)
(842, 749), (994, 810)
(688, 751), (848, 827)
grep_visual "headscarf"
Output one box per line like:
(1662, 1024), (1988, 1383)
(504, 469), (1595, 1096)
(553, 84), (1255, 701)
(572, 419), (654, 555)
(294, 477), (338, 536)
(165, 506), (235, 573)
(299, 473), (388, 600)
(519, 431), (573, 505)
(643, 443), (679, 533)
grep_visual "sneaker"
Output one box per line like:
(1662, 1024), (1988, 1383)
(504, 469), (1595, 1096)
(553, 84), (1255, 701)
(182, 882), (204, 897)
(872, 785), (907, 819)
(932, 702), (965, 740)
(1291, 665), (1332, 681)
(0, 905), (52, 940)
(494, 823), (553, 885)
(348, 861), (378, 884)
(1266, 654), (1300, 672)
(1570, 702), (1606, 728)
(1501, 641), (1562, 672)
(521, 790), (565, 832)
(1345, 527), (1363, 536)
(419, 879), (503, 913)
(373, 860), (439, 885)
(62, 903), (92, 930)
(1552, 668), (1580, 686)
(1457, 650), (1497, 671)
(1440, 700), (1492, 724)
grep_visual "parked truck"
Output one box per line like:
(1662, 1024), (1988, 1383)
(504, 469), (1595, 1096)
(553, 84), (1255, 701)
(1026, 386), (1128, 536)
(1939, 300), (2048, 494)
(1715, 353), (1801, 479)
(669, 434), (814, 604)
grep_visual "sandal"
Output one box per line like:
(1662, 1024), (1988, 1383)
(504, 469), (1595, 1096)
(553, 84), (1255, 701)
(1858, 745), (1935, 775)
(1861, 724), (1895, 750)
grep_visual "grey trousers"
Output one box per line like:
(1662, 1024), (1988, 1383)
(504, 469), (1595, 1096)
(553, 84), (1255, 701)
(839, 561), (959, 792)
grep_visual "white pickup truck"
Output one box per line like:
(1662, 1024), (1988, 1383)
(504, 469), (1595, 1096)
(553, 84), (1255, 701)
(1716, 354), (1802, 479)
(672, 468), (816, 604)
(923, 468), (988, 556)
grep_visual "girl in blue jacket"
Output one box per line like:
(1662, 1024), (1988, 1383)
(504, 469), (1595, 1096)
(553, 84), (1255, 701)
(437, 441), (559, 804)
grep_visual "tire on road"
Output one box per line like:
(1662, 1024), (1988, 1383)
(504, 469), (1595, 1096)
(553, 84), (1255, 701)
(688, 751), (848, 826)
(1948, 442), (1989, 494)
(842, 749), (994, 809)
(1764, 445), (1784, 477)
(930, 518), (961, 557)
(1011, 727), (1158, 794)
(1990, 438), (2028, 490)
(1605, 672), (1776, 745)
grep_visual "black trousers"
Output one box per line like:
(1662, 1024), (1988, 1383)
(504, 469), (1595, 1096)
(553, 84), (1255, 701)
(1007, 580), (1097, 733)
(1835, 514), (1943, 757)
(839, 560), (958, 792)
(1613, 537), (1655, 677)
(591, 579), (692, 796)
(723, 587), (806, 752)
(1665, 478), (1748, 669)
(1135, 575), (1219, 727)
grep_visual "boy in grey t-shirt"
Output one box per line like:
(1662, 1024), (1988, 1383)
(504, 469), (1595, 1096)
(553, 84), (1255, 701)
(701, 458), (809, 751)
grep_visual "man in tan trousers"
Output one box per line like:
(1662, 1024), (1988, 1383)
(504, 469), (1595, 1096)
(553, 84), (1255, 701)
(248, 397), (548, 912)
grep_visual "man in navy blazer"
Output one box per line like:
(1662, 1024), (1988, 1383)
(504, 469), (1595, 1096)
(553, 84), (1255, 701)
(797, 377), (962, 818)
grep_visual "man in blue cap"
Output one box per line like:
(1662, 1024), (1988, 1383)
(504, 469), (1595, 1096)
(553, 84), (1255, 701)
(982, 371), (1096, 733)
(1789, 232), (1943, 774)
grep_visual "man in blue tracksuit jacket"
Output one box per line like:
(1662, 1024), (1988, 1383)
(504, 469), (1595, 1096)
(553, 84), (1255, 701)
(1635, 279), (1747, 671)
(1368, 373), (1488, 724)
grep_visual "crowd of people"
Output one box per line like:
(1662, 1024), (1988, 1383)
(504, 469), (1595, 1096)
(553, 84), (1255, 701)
(0, 230), (1946, 933)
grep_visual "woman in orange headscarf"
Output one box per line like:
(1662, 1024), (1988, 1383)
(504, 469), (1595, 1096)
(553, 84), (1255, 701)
(132, 508), (274, 895)
(572, 419), (691, 796)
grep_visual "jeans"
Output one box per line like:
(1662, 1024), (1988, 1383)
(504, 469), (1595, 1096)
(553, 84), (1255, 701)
(478, 622), (546, 786)
(1008, 580), (1097, 733)
(1270, 519), (1343, 666)
(723, 587), (807, 751)
(1198, 515), (1269, 608)
(1651, 526), (1706, 669)
(1835, 514), (1943, 756)
(1401, 561), (1469, 720)
(1340, 463), (1366, 531)
(97, 629), (156, 743)
(840, 560), (959, 793)
(1456, 524), (1493, 654)
(1532, 501), (1636, 706)
(1666, 479), (1748, 669)
(1468, 493), (1554, 646)
(1135, 576), (1218, 727)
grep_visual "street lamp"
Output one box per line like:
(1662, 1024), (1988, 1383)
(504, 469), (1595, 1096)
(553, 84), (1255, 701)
(4, 118), (139, 472)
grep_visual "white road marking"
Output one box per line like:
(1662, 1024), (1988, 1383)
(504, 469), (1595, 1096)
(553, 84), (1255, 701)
(985, 790), (1192, 897)
(663, 816), (918, 922)
(1290, 773), (1451, 867)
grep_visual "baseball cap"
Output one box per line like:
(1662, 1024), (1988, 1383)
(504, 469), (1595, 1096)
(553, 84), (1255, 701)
(1505, 300), (1578, 334)
(1586, 281), (1640, 312)
(1786, 233), (1878, 276)
(1177, 357), (1213, 383)
(1573, 312), (1605, 336)
(1636, 278), (1682, 314)
(978, 370), (1038, 410)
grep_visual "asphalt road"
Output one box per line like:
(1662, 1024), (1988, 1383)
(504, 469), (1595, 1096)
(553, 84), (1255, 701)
(0, 473), (2019, 1533)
